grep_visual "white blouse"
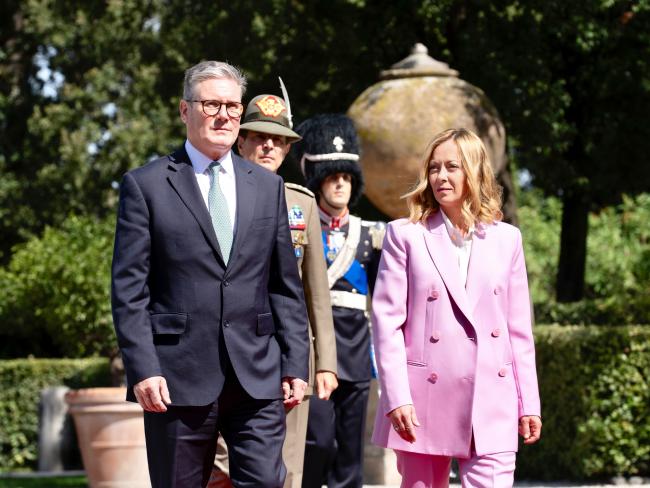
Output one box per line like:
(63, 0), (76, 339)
(440, 210), (474, 287)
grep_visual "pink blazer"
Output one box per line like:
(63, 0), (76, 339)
(371, 212), (540, 457)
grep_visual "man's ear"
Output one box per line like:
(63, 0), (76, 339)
(179, 100), (188, 123)
(237, 135), (245, 153)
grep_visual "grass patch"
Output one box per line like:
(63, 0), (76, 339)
(0, 476), (87, 488)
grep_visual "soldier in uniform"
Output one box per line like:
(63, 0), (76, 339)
(293, 114), (385, 488)
(209, 90), (338, 488)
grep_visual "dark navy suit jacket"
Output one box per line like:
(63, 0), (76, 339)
(111, 147), (309, 406)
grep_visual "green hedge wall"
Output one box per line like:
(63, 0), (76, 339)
(517, 325), (650, 480)
(0, 358), (110, 472)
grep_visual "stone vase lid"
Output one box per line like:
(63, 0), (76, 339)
(380, 43), (459, 80)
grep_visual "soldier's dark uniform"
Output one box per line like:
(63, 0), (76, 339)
(293, 114), (385, 488)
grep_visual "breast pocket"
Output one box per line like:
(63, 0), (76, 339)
(253, 216), (275, 229)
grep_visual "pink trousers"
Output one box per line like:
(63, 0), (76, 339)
(395, 450), (516, 488)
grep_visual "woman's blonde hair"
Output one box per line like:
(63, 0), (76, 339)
(403, 128), (503, 228)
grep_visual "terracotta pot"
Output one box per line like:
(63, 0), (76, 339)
(65, 387), (150, 488)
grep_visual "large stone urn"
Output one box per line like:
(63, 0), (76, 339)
(349, 43), (516, 222)
(65, 387), (150, 488)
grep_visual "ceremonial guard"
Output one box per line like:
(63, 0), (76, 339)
(293, 114), (385, 488)
(209, 84), (338, 488)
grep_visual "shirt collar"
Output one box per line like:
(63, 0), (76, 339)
(319, 205), (349, 230)
(440, 209), (474, 247)
(185, 139), (234, 175)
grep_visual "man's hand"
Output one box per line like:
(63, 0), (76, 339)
(315, 371), (338, 400)
(519, 415), (542, 444)
(133, 376), (171, 413)
(388, 404), (420, 443)
(282, 376), (308, 409)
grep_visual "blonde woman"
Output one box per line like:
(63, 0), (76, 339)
(371, 128), (541, 488)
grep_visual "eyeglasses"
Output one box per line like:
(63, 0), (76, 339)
(185, 99), (244, 118)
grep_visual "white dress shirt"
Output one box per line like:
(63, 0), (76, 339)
(185, 140), (237, 231)
(440, 210), (474, 287)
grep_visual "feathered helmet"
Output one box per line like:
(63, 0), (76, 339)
(292, 114), (364, 207)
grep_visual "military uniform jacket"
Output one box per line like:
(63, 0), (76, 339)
(286, 183), (337, 394)
(321, 215), (384, 382)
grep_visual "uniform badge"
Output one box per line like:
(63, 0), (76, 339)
(325, 229), (346, 261)
(255, 95), (286, 117)
(333, 136), (345, 152)
(292, 231), (305, 259)
(292, 231), (306, 245)
(288, 205), (306, 230)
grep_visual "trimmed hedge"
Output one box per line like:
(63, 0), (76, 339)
(0, 358), (110, 472)
(517, 325), (650, 480)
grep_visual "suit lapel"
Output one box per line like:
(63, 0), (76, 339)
(166, 148), (225, 264)
(228, 154), (256, 271)
(422, 212), (476, 328)
(465, 224), (492, 313)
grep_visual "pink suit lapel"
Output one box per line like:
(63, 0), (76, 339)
(465, 224), (493, 314)
(422, 212), (476, 329)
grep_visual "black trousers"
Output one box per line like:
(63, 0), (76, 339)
(143, 371), (286, 488)
(301, 379), (370, 488)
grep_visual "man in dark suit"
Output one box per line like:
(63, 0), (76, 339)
(111, 60), (310, 488)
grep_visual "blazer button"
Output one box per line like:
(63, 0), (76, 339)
(223, 280), (230, 287)
(498, 368), (507, 377)
(429, 372), (438, 383)
(491, 328), (501, 338)
(494, 287), (502, 295)
(427, 291), (439, 302)
(430, 331), (440, 343)
(224, 321), (230, 328)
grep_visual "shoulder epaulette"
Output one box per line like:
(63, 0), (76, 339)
(361, 220), (386, 250)
(284, 182), (315, 198)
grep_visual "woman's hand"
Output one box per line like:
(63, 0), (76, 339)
(388, 404), (420, 443)
(519, 415), (542, 444)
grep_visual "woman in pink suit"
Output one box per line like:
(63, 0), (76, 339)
(371, 128), (541, 488)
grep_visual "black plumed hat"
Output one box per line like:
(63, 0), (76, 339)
(292, 114), (364, 207)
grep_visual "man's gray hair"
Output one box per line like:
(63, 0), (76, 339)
(183, 61), (247, 100)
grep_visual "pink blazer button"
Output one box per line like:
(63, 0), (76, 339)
(494, 287), (502, 295)
(491, 328), (501, 338)
(427, 290), (439, 301)
(498, 368), (507, 377)
(430, 331), (440, 342)
(429, 372), (438, 383)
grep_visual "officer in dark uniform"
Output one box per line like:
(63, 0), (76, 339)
(293, 114), (385, 488)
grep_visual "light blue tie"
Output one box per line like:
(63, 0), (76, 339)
(208, 161), (233, 264)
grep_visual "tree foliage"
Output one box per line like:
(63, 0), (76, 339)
(447, 0), (650, 300)
(1, 0), (649, 302)
(519, 191), (650, 324)
(0, 215), (115, 358)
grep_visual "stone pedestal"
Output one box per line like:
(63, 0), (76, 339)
(363, 380), (401, 485)
(38, 386), (80, 471)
